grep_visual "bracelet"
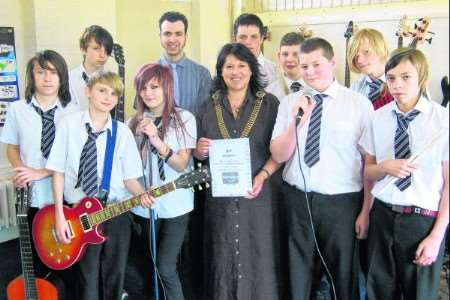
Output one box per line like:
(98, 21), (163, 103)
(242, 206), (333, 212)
(157, 144), (170, 159)
(261, 168), (271, 179)
(164, 148), (174, 162)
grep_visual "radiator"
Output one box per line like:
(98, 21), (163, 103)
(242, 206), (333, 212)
(0, 178), (16, 229)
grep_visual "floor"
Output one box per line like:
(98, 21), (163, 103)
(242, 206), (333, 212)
(1, 238), (449, 300)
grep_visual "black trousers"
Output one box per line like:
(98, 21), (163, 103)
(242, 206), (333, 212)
(283, 183), (361, 300)
(126, 212), (189, 300)
(366, 200), (446, 300)
(73, 212), (132, 300)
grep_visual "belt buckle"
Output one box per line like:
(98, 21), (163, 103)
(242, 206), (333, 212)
(391, 205), (404, 213)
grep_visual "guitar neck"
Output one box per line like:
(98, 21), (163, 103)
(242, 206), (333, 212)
(398, 36), (403, 48)
(88, 181), (177, 226)
(114, 65), (125, 122)
(17, 215), (38, 299)
(344, 41), (351, 88)
(408, 39), (418, 49)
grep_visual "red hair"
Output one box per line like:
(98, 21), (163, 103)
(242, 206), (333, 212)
(130, 63), (184, 140)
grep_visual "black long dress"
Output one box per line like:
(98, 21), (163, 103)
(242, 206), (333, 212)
(198, 90), (282, 300)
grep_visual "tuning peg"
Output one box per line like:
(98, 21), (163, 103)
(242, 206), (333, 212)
(428, 31), (436, 35)
(198, 185), (203, 191)
(425, 38), (432, 44)
(197, 162), (202, 168)
(205, 182), (210, 188)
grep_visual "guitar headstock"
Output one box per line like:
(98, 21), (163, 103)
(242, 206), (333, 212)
(396, 15), (411, 38)
(410, 17), (433, 46)
(344, 21), (355, 40)
(15, 187), (31, 216)
(298, 23), (313, 39)
(175, 165), (211, 189)
(112, 43), (125, 67)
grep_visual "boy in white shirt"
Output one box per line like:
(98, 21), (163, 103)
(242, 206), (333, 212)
(47, 71), (153, 300)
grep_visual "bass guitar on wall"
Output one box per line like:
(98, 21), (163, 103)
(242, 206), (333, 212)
(344, 21), (355, 88)
(111, 43), (125, 122)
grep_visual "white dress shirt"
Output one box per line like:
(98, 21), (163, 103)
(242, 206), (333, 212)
(272, 80), (374, 194)
(359, 97), (449, 211)
(132, 109), (197, 219)
(69, 64), (96, 110)
(258, 53), (277, 87)
(0, 97), (78, 208)
(46, 110), (143, 204)
(351, 74), (386, 99)
(266, 75), (304, 102)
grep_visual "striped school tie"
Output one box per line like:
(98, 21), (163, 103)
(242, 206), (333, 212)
(290, 81), (302, 93)
(32, 105), (57, 159)
(75, 123), (104, 197)
(149, 117), (165, 181)
(304, 94), (325, 167)
(393, 109), (421, 191)
(368, 78), (383, 103)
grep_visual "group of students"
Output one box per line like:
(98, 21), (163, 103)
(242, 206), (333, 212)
(0, 10), (448, 300)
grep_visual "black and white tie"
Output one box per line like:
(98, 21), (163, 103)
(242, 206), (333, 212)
(75, 124), (104, 197)
(290, 81), (302, 93)
(150, 117), (165, 181)
(304, 94), (325, 168)
(368, 78), (383, 103)
(393, 110), (420, 191)
(82, 72), (89, 84)
(33, 105), (57, 159)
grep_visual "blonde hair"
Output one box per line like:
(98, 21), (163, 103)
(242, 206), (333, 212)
(385, 48), (429, 97)
(87, 71), (124, 97)
(347, 28), (389, 73)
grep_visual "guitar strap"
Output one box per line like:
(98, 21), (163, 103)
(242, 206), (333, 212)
(98, 119), (118, 207)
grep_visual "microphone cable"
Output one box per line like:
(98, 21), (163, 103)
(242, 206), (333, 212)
(139, 135), (168, 300)
(294, 105), (337, 300)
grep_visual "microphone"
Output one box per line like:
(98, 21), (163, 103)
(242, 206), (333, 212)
(296, 87), (314, 125)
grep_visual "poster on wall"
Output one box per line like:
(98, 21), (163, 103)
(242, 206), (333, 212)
(0, 27), (19, 127)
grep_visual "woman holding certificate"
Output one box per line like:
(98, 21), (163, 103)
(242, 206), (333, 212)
(194, 43), (282, 300)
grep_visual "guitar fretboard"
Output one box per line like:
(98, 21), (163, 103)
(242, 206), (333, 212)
(17, 215), (38, 299)
(88, 181), (176, 226)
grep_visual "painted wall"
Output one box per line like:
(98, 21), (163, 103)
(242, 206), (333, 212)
(256, 0), (449, 101)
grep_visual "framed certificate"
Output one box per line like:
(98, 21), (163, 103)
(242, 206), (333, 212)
(209, 138), (252, 197)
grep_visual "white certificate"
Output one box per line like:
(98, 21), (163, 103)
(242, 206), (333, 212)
(209, 138), (252, 197)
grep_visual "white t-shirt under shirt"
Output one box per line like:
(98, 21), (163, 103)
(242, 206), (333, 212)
(132, 108), (197, 219)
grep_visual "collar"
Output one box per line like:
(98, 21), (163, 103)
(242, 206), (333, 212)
(257, 53), (266, 67)
(392, 95), (431, 115)
(284, 75), (303, 88)
(365, 74), (386, 84)
(304, 79), (339, 100)
(160, 54), (187, 68)
(30, 96), (60, 111)
(82, 110), (113, 133)
(220, 89), (255, 113)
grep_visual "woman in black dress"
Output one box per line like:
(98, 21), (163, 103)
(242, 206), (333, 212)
(194, 43), (282, 300)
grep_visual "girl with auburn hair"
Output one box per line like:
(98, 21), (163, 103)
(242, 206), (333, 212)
(127, 63), (197, 300)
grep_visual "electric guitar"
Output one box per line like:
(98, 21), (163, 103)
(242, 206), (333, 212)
(111, 43), (125, 122)
(7, 187), (58, 300)
(32, 166), (211, 270)
(344, 21), (355, 88)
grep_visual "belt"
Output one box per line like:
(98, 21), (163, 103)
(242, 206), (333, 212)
(377, 199), (438, 218)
